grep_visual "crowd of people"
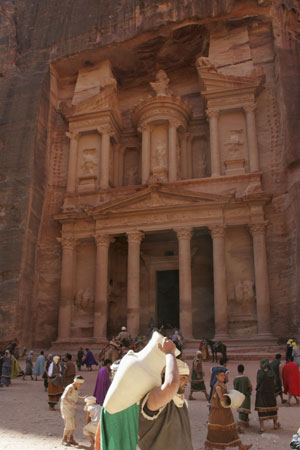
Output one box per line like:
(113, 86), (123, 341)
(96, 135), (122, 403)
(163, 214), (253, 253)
(1, 333), (300, 449)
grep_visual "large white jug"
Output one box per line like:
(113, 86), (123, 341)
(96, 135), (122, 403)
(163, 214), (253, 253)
(103, 331), (179, 414)
(221, 389), (245, 409)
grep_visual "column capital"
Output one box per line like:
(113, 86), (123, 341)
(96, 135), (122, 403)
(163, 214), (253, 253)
(127, 230), (144, 244)
(97, 126), (113, 136)
(58, 235), (76, 249)
(206, 109), (220, 119)
(65, 131), (79, 140)
(249, 222), (267, 235)
(168, 119), (181, 129)
(94, 234), (115, 247)
(175, 227), (193, 240)
(244, 103), (257, 114)
(209, 224), (226, 238)
(138, 123), (152, 134)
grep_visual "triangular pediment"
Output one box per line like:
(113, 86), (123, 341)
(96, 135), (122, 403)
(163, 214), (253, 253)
(86, 186), (232, 217)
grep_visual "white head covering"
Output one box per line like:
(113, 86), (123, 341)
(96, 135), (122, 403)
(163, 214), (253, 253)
(53, 355), (60, 364)
(121, 326), (127, 331)
(74, 375), (85, 384)
(85, 395), (96, 406)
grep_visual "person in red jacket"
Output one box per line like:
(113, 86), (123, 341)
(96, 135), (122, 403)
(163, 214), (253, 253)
(283, 356), (300, 406)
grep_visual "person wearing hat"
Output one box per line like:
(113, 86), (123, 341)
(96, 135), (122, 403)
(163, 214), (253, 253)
(47, 355), (63, 410)
(205, 369), (252, 450)
(138, 339), (194, 450)
(189, 350), (209, 401)
(60, 375), (85, 446)
(116, 326), (131, 347)
(83, 396), (102, 449)
(292, 342), (300, 371)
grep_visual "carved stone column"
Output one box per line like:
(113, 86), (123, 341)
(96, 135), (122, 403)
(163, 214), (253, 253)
(186, 133), (192, 179)
(94, 234), (114, 338)
(99, 129), (111, 189)
(180, 134), (188, 179)
(127, 231), (144, 336)
(244, 104), (260, 172)
(210, 225), (229, 338)
(140, 125), (151, 184)
(58, 236), (76, 340)
(118, 146), (125, 187)
(113, 145), (119, 187)
(66, 132), (79, 193)
(250, 223), (272, 336)
(176, 228), (193, 338)
(206, 110), (221, 177)
(168, 121), (178, 182)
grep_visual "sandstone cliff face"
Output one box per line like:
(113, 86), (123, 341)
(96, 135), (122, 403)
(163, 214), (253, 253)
(0, 0), (299, 346)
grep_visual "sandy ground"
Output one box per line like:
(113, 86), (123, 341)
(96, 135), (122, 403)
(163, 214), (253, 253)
(0, 358), (299, 450)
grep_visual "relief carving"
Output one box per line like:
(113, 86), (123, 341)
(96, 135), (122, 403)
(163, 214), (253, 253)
(196, 57), (218, 72)
(150, 70), (173, 97)
(225, 130), (244, 158)
(75, 288), (94, 311)
(80, 148), (97, 176)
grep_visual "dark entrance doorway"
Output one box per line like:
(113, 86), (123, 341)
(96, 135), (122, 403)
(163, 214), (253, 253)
(156, 270), (179, 329)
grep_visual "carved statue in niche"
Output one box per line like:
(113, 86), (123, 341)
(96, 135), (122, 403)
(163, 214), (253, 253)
(234, 280), (255, 314)
(150, 70), (173, 97)
(127, 166), (139, 185)
(153, 142), (166, 169)
(196, 56), (217, 72)
(225, 130), (244, 158)
(81, 149), (97, 175)
(75, 288), (94, 311)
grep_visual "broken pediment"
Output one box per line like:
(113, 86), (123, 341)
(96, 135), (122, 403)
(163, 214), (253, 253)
(86, 186), (232, 217)
(196, 56), (264, 96)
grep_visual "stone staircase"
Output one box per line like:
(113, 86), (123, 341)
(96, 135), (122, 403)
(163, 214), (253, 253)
(182, 338), (285, 361)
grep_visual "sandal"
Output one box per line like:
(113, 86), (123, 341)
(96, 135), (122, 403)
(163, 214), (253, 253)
(68, 439), (79, 446)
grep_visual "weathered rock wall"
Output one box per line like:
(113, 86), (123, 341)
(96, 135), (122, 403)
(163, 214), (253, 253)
(0, 0), (299, 346)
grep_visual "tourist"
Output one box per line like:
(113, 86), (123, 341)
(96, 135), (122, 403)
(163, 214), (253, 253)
(189, 350), (209, 401)
(205, 369), (252, 450)
(270, 353), (286, 404)
(116, 326), (131, 347)
(93, 358), (112, 405)
(209, 357), (229, 402)
(292, 342), (300, 371)
(171, 329), (183, 352)
(83, 395), (102, 449)
(199, 338), (209, 361)
(23, 350), (34, 380)
(48, 355), (63, 410)
(83, 348), (98, 371)
(33, 350), (45, 381)
(283, 356), (300, 406)
(233, 364), (252, 430)
(60, 375), (85, 446)
(286, 339), (294, 361)
(76, 347), (84, 371)
(63, 353), (76, 388)
(138, 343), (193, 450)
(255, 359), (279, 433)
(0, 350), (13, 387)
(43, 353), (53, 391)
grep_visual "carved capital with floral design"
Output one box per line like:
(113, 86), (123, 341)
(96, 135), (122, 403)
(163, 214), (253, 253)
(94, 233), (115, 247)
(209, 224), (226, 238)
(65, 131), (79, 141)
(175, 227), (193, 241)
(206, 109), (220, 120)
(249, 222), (267, 236)
(168, 119), (181, 129)
(58, 235), (77, 249)
(243, 103), (257, 114)
(97, 126), (114, 137)
(127, 230), (144, 244)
